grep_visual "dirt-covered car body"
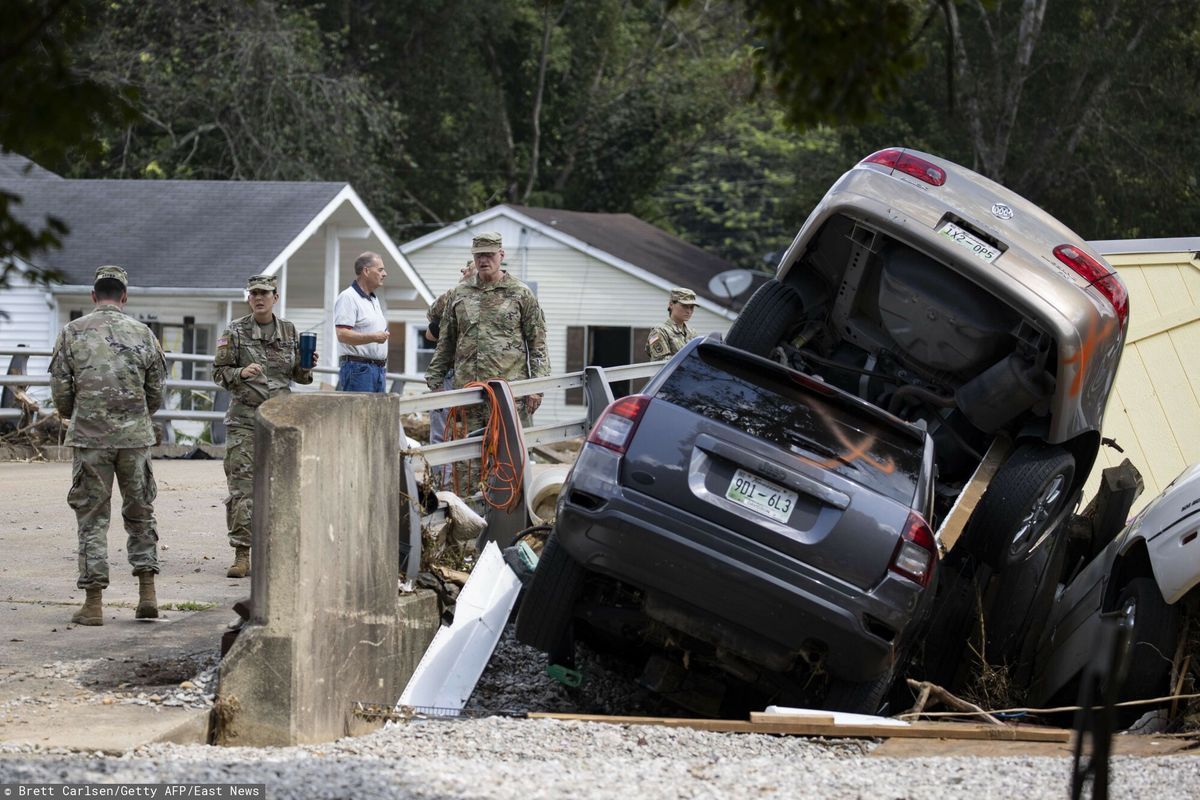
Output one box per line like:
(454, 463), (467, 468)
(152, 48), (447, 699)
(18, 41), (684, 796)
(729, 148), (1130, 568)
(1029, 463), (1200, 708)
(517, 336), (940, 713)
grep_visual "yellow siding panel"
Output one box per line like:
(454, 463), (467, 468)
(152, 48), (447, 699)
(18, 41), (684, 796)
(1113, 344), (1185, 500)
(1141, 263), (1192, 317)
(1085, 380), (1154, 506)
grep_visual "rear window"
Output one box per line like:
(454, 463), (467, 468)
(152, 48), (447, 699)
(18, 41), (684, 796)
(655, 344), (926, 505)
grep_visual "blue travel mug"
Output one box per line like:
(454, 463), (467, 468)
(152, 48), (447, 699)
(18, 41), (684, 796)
(299, 332), (317, 369)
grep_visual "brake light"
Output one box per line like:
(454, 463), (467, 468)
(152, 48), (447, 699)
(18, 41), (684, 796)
(862, 148), (946, 187)
(586, 395), (650, 455)
(1053, 244), (1129, 327)
(889, 512), (937, 587)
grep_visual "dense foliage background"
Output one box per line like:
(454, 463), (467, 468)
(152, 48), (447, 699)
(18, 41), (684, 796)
(4, 0), (1199, 286)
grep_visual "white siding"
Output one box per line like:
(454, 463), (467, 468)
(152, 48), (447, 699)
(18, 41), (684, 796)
(0, 280), (56, 402)
(407, 224), (732, 424)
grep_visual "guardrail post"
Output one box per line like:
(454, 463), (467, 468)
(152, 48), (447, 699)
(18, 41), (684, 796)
(478, 379), (530, 550)
(1, 346), (31, 423)
(399, 445), (423, 584)
(583, 365), (616, 428)
(212, 390), (230, 445)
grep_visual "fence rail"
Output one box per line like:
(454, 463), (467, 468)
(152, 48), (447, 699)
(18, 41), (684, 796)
(4, 345), (666, 583)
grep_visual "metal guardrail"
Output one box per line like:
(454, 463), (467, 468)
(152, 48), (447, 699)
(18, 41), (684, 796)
(4, 344), (666, 583)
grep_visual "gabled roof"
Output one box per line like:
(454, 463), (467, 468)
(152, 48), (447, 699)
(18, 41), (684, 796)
(401, 204), (765, 316)
(0, 152), (62, 180)
(1, 178), (346, 289)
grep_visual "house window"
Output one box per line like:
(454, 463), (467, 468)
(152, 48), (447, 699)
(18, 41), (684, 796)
(565, 325), (654, 405)
(415, 327), (437, 374)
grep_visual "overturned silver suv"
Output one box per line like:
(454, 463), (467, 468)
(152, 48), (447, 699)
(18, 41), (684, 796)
(727, 147), (1129, 569)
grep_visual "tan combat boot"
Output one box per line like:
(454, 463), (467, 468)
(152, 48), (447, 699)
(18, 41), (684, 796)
(226, 546), (251, 578)
(136, 572), (158, 619)
(71, 588), (103, 626)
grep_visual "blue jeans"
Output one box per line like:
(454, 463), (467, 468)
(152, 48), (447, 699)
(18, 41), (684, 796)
(338, 361), (386, 393)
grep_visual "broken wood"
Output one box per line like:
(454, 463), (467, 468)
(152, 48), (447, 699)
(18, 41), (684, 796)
(903, 678), (1004, 725)
(529, 712), (1071, 742)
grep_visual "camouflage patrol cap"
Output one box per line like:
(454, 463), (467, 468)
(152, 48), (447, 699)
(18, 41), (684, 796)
(246, 274), (277, 292)
(94, 265), (128, 287)
(669, 287), (697, 305)
(470, 231), (503, 254)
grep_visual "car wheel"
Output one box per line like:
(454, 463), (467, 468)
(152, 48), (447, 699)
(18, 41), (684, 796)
(724, 279), (803, 356)
(823, 664), (899, 715)
(964, 443), (1076, 571)
(1115, 577), (1179, 726)
(514, 530), (585, 653)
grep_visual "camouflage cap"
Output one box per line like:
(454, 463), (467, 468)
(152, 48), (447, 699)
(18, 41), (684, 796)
(94, 265), (128, 287)
(246, 274), (277, 292)
(670, 287), (697, 305)
(470, 231), (503, 254)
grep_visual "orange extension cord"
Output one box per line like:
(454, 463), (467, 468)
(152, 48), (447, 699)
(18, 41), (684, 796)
(444, 380), (525, 512)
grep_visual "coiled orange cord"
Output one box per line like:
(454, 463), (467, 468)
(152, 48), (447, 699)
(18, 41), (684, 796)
(444, 380), (525, 511)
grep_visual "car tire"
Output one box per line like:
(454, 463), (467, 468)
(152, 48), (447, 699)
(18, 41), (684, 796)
(823, 659), (902, 716)
(514, 530), (585, 653)
(1115, 577), (1180, 726)
(724, 279), (803, 356)
(964, 443), (1076, 571)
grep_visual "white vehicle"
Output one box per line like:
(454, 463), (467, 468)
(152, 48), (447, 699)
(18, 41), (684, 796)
(1029, 463), (1200, 723)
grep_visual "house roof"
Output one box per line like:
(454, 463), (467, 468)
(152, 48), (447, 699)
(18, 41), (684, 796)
(1091, 237), (1200, 256)
(0, 152), (62, 180)
(1, 178), (346, 289)
(508, 205), (765, 308)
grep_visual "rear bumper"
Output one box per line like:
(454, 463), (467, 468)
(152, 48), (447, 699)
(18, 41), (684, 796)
(556, 449), (932, 682)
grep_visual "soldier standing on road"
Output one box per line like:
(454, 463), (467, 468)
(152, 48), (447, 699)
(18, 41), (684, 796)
(212, 274), (316, 578)
(49, 265), (167, 626)
(645, 287), (698, 360)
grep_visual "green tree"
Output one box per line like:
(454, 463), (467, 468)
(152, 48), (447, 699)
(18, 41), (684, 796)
(0, 0), (135, 294)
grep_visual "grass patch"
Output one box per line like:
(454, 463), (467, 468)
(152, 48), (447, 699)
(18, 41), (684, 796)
(160, 601), (217, 612)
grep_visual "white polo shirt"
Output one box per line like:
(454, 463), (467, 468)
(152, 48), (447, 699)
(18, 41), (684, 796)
(333, 281), (388, 361)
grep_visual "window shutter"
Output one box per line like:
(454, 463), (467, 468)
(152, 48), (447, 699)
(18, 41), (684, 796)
(565, 325), (585, 405)
(387, 323), (406, 373)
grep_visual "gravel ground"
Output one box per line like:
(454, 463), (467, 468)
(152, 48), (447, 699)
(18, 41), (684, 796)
(3, 630), (1200, 798)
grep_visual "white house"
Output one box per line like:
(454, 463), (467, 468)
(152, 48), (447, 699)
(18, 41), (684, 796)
(397, 204), (762, 424)
(0, 154), (433, 399)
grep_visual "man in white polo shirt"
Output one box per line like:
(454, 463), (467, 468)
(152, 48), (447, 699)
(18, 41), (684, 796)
(334, 251), (390, 392)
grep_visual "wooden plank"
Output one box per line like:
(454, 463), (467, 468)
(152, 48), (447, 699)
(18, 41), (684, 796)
(1127, 303), (1200, 344)
(528, 712), (1070, 742)
(935, 437), (1010, 553)
(749, 714), (1071, 742)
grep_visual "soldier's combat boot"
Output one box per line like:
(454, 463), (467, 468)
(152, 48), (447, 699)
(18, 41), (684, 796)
(136, 572), (159, 619)
(226, 546), (251, 578)
(71, 588), (103, 626)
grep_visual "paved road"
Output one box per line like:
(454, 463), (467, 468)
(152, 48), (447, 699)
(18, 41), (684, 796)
(0, 459), (241, 750)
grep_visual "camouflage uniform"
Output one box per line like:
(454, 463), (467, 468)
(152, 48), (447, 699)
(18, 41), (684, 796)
(49, 268), (167, 590)
(426, 235), (549, 490)
(645, 320), (695, 359)
(425, 271), (550, 427)
(213, 301), (313, 548)
(645, 287), (699, 359)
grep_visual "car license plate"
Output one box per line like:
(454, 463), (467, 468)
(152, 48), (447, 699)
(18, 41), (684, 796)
(726, 468), (798, 523)
(937, 220), (1000, 263)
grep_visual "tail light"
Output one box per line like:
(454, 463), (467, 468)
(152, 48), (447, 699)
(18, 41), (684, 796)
(586, 395), (650, 455)
(889, 512), (937, 587)
(1053, 244), (1129, 328)
(861, 148), (947, 187)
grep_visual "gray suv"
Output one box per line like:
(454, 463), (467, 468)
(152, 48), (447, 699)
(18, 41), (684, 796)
(516, 336), (939, 714)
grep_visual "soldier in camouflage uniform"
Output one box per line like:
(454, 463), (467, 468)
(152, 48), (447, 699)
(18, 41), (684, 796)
(49, 265), (167, 626)
(425, 232), (549, 488)
(426, 260), (476, 447)
(212, 274), (316, 577)
(645, 287), (698, 359)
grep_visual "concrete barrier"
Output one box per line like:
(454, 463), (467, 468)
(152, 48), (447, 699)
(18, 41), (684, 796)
(214, 393), (439, 746)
